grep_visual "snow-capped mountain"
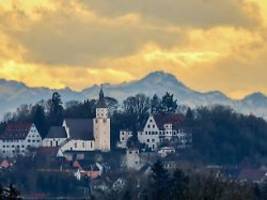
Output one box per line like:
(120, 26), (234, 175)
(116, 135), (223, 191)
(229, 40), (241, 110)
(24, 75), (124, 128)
(0, 71), (267, 120)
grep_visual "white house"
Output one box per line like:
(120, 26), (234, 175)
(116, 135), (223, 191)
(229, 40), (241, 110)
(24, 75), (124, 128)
(137, 113), (191, 151)
(126, 147), (142, 170)
(0, 123), (42, 158)
(43, 88), (111, 156)
(117, 130), (133, 149)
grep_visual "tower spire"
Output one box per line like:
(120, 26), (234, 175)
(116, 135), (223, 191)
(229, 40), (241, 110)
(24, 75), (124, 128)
(96, 87), (107, 108)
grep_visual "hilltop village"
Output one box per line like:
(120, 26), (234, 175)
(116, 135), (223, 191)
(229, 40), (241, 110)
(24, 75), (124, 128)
(1, 89), (267, 198)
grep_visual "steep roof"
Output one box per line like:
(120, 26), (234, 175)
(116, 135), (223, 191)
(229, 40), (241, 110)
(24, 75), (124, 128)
(96, 88), (107, 108)
(64, 119), (94, 140)
(0, 122), (33, 140)
(46, 126), (67, 139)
(153, 113), (184, 130)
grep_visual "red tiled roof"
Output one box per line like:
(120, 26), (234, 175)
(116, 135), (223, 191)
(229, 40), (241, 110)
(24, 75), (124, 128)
(0, 122), (33, 140)
(153, 113), (184, 130)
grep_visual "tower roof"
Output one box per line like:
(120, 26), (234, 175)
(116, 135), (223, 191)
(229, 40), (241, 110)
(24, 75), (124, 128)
(96, 88), (107, 108)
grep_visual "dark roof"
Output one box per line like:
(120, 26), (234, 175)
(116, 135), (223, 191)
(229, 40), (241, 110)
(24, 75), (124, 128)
(0, 123), (33, 140)
(46, 126), (67, 139)
(96, 88), (107, 108)
(153, 113), (184, 130)
(36, 147), (60, 157)
(64, 119), (94, 140)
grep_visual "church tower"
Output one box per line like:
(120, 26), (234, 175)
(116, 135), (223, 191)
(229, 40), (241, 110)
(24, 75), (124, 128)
(93, 88), (110, 151)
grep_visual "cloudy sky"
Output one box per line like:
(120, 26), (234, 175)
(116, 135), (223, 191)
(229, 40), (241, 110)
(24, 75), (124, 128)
(0, 0), (267, 99)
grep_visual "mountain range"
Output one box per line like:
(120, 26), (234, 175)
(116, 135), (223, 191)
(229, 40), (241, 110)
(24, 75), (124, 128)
(0, 71), (267, 120)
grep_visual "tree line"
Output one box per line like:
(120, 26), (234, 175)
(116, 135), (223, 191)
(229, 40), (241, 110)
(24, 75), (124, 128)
(2, 92), (267, 166)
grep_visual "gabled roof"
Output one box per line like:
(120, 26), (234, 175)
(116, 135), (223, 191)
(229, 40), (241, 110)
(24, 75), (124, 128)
(46, 126), (67, 139)
(64, 119), (94, 140)
(0, 122), (33, 140)
(153, 113), (184, 130)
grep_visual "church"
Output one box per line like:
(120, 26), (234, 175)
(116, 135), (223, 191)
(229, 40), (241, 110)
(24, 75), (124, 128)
(42, 89), (111, 155)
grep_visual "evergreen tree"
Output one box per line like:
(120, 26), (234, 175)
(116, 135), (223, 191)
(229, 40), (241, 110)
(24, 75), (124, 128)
(33, 105), (47, 137)
(8, 184), (21, 200)
(151, 94), (161, 114)
(48, 92), (64, 126)
(160, 92), (177, 113)
(151, 160), (170, 200)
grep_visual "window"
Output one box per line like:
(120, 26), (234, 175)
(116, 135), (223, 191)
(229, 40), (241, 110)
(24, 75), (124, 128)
(56, 141), (59, 147)
(50, 141), (53, 147)
(28, 140), (31, 143)
(90, 142), (93, 148)
(152, 125), (155, 128)
(82, 142), (85, 148)
(147, 139), (150, 142)
(74, 143), (77, 148)
(129, 151), (132, 154)
(121, 137), (124, 141)
(147, 125), (150, 128)
(152, 139), (155, 142)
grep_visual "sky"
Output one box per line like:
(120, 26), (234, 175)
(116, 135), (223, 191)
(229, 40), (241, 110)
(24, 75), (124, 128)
(0, 0), (267, 99)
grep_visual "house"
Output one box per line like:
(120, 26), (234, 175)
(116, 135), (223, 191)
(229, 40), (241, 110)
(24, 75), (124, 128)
(126, 147), (143, 170)
(117, 130), (133, 148)
(136, 113), (192, 151)
(42, 88), (111, 157)
(42, 126), (68, 147)
(72, 160), (103, 180)
(0, 123), (42, 158)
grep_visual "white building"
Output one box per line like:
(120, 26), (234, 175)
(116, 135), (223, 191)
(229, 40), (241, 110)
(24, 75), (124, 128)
(137, 113), (191, 151)
(42, 88), (111, 155)
(126, 147), (142, 170)
(0, 123), (42, 158)
(117, 130), (133, 149)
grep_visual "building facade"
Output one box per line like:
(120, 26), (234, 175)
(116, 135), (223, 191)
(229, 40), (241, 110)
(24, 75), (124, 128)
(0, 123), (42, 158)
(42, 88), (111, 155)
(119, 113), (192, 151)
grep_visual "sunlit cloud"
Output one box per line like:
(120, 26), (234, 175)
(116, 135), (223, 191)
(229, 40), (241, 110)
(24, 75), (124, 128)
(0, 0), (267, 99)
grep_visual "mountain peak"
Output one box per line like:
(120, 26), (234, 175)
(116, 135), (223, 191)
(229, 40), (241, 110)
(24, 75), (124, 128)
(244, 92), (267, 101)
(141, 71), (185, 87)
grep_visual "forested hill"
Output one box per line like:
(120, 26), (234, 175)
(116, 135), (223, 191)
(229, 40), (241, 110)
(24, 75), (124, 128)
(2, 91), (267, 166)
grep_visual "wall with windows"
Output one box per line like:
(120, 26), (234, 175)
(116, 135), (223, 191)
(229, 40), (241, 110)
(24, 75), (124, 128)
(42, 138), (67, 148)
(138, 116), (160, 150)
(0, 125), (42, 158)
(126, 148), (142, 170)
(60, 139), (95, 152)
(118, 130), (133, 149)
